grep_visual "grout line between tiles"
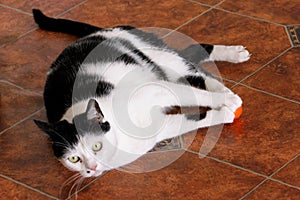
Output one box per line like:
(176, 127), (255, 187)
(187, 0), (286, 27)
(219, 63), (300, 105)
(0, 107), (44, 136)
(162, 10), (212, 39)
(234, 82), (300, 105)
(0, 3), (32, 16)
(0, 0), (88, 49)
(239, 154), (300, 199)
(267, 154), (300, 181)
(163, 0), (227, 38)
(0, 28), (37, 49)
(214, 7), (286, 27)
(184, 149), (268, 179)
(231, 46), (293, 88)
(69, 149), (185, 199)
(0, 80), (42, 97)
(186, 149), (300, 199)
(284, 26), (295, 47)
(0, 174), (58, 200)
(287, 23), (300, 27)
(268, 177), (300, 191)
(55, 0), (89, 17)
(239, 179), (268, 200)
(186, 0), (226, 7)
(222, 77), (238, 85)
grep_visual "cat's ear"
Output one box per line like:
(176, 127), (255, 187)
(34, 119), (55, 138)
(85, 99), (105, 123)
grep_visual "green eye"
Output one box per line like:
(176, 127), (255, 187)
(92, 142), (102, 151)
(68, 156), (80, 163)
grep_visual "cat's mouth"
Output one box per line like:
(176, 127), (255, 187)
(82, 169), (104, 178)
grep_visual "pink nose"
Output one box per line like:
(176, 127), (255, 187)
(89, 164), (97, 171)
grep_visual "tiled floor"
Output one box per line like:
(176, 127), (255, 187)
(0, 0), (299, 199)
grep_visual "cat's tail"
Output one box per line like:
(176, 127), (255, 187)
(32, 9), (103, 37)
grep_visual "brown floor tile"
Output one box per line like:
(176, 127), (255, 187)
(273, 156), (300, 188)
(0, 177), (53, 200)
(219, 0), (300, 25)
(73, 151), (263, 200)
(0, 7), (35, 46)
(0, 81), (43, 132)
(185, 85), (300, 175)
(0, 110), (96, 198)
(191, 0), (223, 6)
(0, 30), (77, 93)
(177, 9), (290, 81)
(244, 48), (300, 102)
(245, 180), (300, 200)
(61, 0), (209, 29)
(0, 0), (85, 16)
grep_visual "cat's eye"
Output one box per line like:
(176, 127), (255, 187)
(68, 156), (80, 163)
(92, 142), (102, 151)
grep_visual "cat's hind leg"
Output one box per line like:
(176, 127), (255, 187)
(178, 74), (233, 93)
(156, 106), (234, 141)
(208, 45), (250, 63)
(180, 44), (250, 64)
(145, 81), (242, 113)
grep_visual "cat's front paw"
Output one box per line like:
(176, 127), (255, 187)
(224, 93), (242, 113)
(226, 45), (250, 63)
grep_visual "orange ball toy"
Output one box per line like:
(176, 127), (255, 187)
(234, 106), (243, 119)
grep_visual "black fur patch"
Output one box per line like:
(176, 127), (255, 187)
(72, 74), (114, 103)
(44, 36), (118, 123)
(113, 38), (168, 80)
(185, 112), (207, 121)
(180, 44), (214, 64)
(116, 53), (137, 64)
(178, 75), (206, 90)
(40, 22), (167, 123)
(132, 49), (168, 80)
(33, 9), (102, 37)
(122, 27), (166, 48)
(34, 120), (79, 158)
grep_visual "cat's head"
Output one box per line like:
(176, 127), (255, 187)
(34, 99), (117, 178)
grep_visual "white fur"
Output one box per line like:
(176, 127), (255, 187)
(61, 80), (242, 177)
(59, 29), (248, 178)
(208, 45), (250, 63)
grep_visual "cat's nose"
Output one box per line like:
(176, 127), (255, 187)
(88, 164), (98, 171)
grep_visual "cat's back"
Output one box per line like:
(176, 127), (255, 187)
(43, 27), (169, 123)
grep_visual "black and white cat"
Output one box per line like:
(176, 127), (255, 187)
(33, 9), (250, 178)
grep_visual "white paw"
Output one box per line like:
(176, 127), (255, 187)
(218, 106), (235, 124)
(208, 106), (234, 125)
(226, 45), (250, 63)
(224, 93), (242, 113)
(211, 92), (242, 112)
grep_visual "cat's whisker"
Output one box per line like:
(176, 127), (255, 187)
(59, 173), (81, 199)
(52, 141), (69, 148)
(68, 176), (84, 199)
(73, 177), (85, 200)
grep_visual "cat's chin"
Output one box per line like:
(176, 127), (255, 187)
(93, 170), (105, 177)
(85, 171), (104, 178)
(81, 171), (101, 178)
